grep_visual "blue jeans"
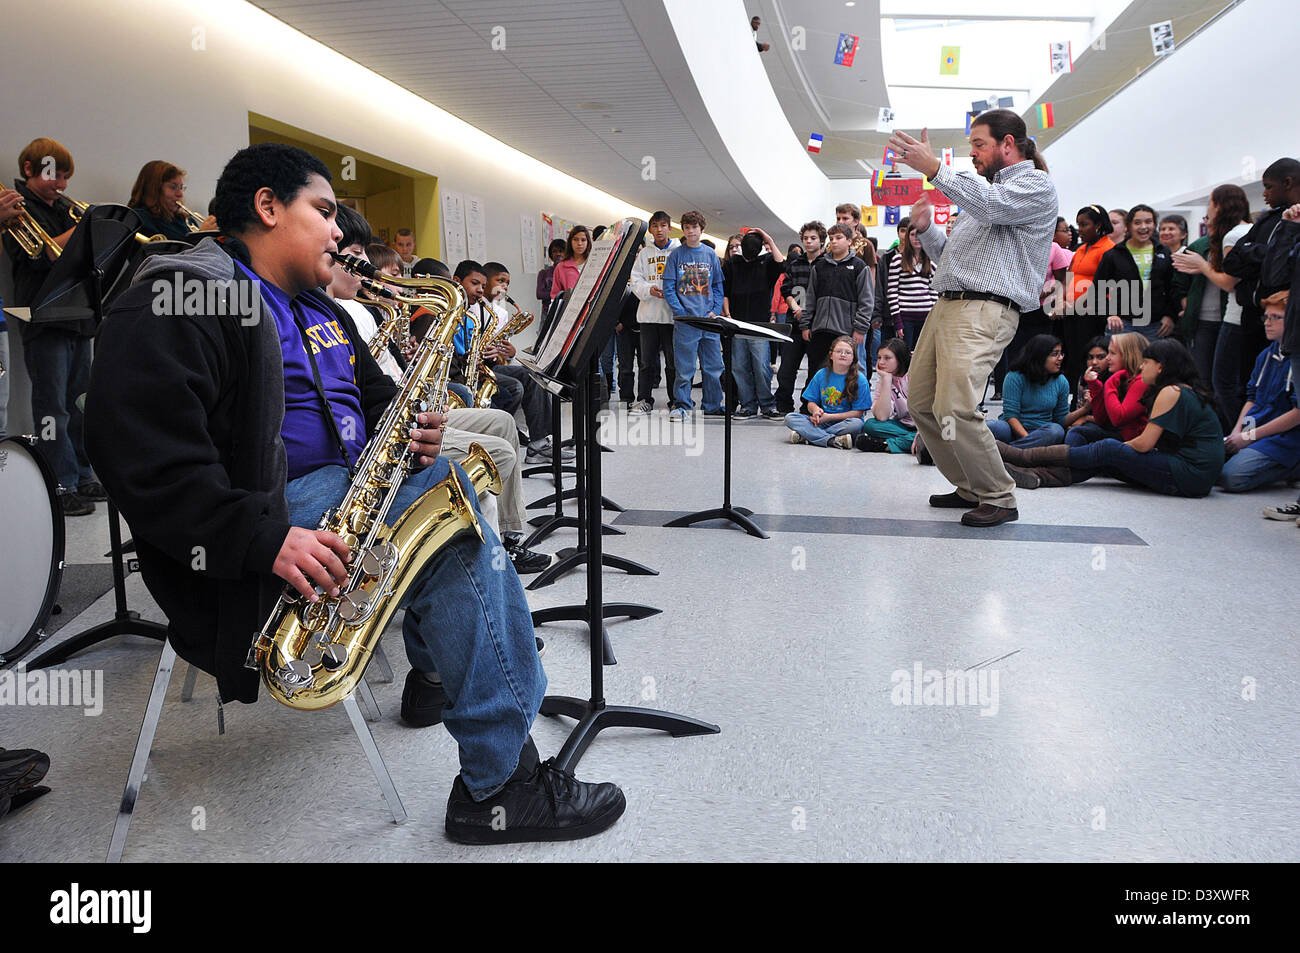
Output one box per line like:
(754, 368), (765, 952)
(785, 413), (863, 446)
(1067, 438), (1180, 494)
(285, 457), (546, 800)
(23, 329), (95, 490)
(1218, 447), (1300, 492)
(1122, 319), (1161, 342)
(672, 320), (724, 411)
(1065, 421), (1118, 448)
(987, 419), (1065, 448)
(732, 336), (775, 412)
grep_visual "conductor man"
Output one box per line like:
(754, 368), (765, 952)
(888, 111), (1058, 527)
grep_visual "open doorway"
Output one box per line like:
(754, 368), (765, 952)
(249, 113), (438, 260)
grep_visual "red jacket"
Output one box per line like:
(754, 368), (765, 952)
(1087, 370), (1149, 441)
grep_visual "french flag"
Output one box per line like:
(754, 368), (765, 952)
(807, 133), (824, 153)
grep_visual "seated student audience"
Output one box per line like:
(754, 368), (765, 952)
(998, 339), (1225, 493)
(854, 338), (916, 453)
(785, 335), (871, 448)
(1066, 332), (1149, 447)
(1063, 336), (1110, 432)
(1217, 291), (1300, 492)
(989, 335), (1069, 448)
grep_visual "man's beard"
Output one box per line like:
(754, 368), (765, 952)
(980, 154), (1006, 182)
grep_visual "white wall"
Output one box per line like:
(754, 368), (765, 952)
(0, 0), (669, 433)
(1043, 0), (1296, 216)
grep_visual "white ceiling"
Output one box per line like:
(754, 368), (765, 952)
(248, 0), (789, 237)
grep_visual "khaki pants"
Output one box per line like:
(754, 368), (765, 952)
(909, 297), (1019, 509)
(443, 407), (525, 535)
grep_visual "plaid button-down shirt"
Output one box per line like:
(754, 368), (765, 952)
(917, 160), (1058, 313)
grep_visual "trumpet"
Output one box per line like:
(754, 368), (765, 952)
(175, 200), (210, 232)
(60, 193), (168, 246)
(0, 189), (64, 259)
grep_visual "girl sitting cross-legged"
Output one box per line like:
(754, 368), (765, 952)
(855, 337), (916, 453)
(785, 335), (871, 449)
(988, 334), (1069, 448)
(998, 338), (1225, 493)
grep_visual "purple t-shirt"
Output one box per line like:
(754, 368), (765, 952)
(237, 261), (366, 480)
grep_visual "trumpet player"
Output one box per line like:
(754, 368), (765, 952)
(127, 159), (217, 240)
(84, 143), (625, 844)
(2, 137), (104, 516)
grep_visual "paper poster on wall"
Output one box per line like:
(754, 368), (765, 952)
(1049, 41), (1073, 74)
(1149, 20), (1174, 56)
(520, 214), (540, 274)
(877, 107), (895, 133)
(465, 194), (487, 262)
(440, 189), (467, 264)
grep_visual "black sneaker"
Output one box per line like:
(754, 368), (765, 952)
(733, 406), (756, 419)
(59, 493), (95, 517)
(535, 636), (546, 657)
(507, 542), (553, 575)
(77, 481), (108, 501)
(0, 747), (51, 796)
(854, 435), (890, 453)
(761, 408), (784, 420)
(400, 670), (448, 728)
(702, 408), (726, 418)
(445, 751), (626, 845)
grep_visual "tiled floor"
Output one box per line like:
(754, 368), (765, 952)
(3, 386), (1297, 862)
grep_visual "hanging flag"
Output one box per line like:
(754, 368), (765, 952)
(877, 107), (895, 133)
(872, 170), (887, 188)
(940, 46), (960, 75)
(1049, 41), (1073, 74)
(1149, 20), (1174, 56)
(933, 206), (951, 226)
(882, 146), (898, 169)
(964, 111), (976, 135)
(807, 133), (824, 153)
(834, 33), (860, 67)
(941, 147), (954, 167)
(861, 206), (878, 227)
(884, 206), (900, 226)
(922, 175), (935, 191)
(1037, 103), (1055, 129)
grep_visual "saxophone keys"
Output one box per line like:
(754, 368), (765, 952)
(335, 589), (372, 622)
(319, 642), (349, 670)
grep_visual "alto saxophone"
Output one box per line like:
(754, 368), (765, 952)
(247, 259), (502, 710)
(471, 295), (536, 408)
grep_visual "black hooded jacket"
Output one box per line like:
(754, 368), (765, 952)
(85, 237), (396, 702)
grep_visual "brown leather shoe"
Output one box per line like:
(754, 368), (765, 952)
(961, 503), (1019, 527)
(929, 490), (979, 508)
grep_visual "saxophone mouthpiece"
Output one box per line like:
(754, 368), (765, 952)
(331, 251), (379, 278)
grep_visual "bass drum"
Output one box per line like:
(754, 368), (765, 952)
(0, 436), (64, 666)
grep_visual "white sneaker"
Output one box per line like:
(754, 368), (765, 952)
(830, 434), (853, 449)
(788, 431), (805, 444)
(629, 400), (653, 416)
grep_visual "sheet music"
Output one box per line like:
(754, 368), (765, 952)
(536, 231), (621, 371)
(440, 189), (467, 264)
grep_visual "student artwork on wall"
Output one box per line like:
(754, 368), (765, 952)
(877, 107), (895, 133)
(520, 213), (539, 274)
(1150, 21), (1175, 56)
(465, 194), (487, 263)
(440, 188), (467, 264)
(1049, 41), (1073, 75)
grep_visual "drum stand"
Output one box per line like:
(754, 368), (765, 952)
(29, 499), (167, 669)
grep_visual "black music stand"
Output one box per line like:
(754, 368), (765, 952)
(663, 316), (790, 540)
(522, 218), (718, 769)
(27, 206), (175, 669)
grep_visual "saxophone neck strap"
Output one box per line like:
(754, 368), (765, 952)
(292, 306), (357, 478)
